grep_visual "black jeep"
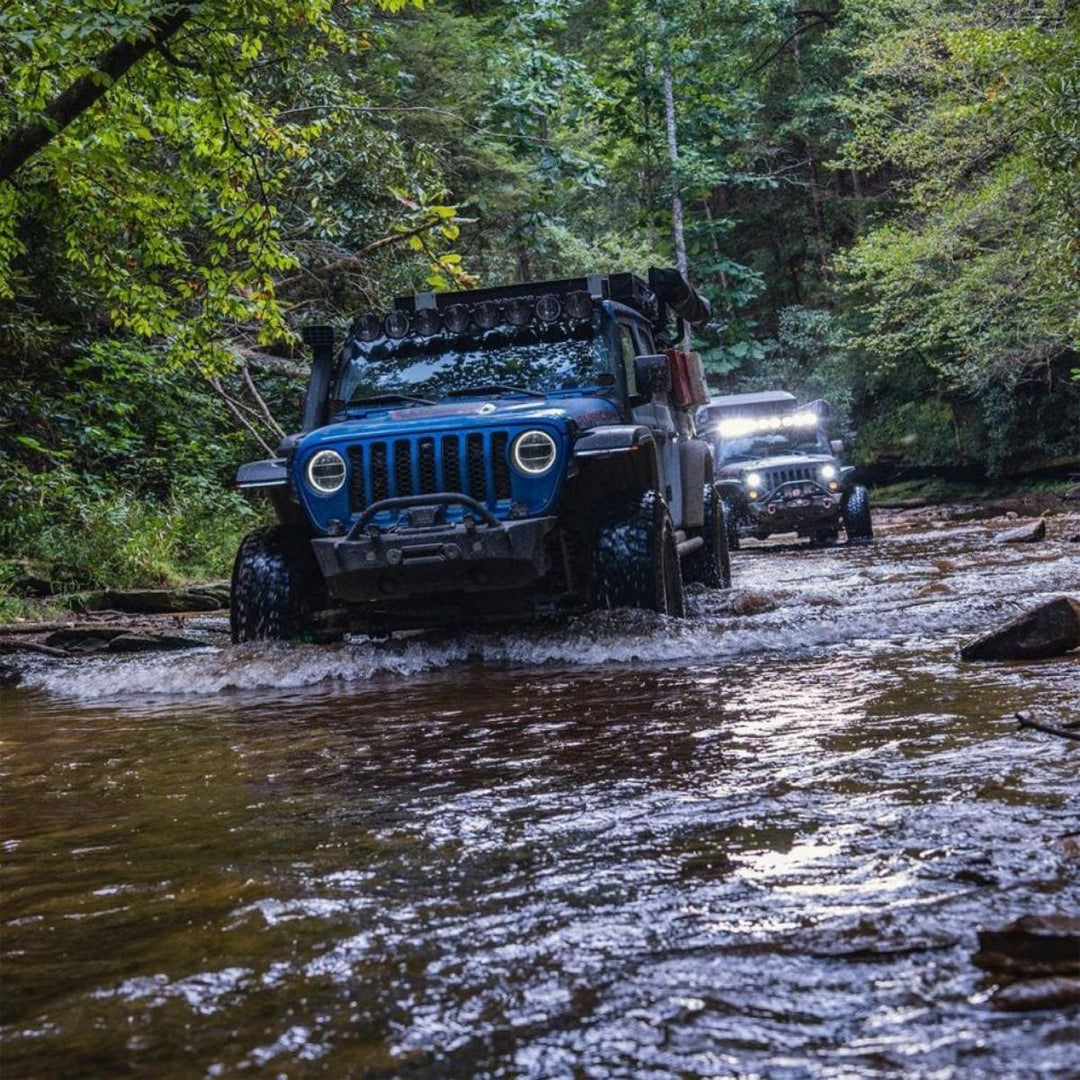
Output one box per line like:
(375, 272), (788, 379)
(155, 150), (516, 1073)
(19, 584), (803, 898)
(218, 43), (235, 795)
(698, 391), (873, 548)
(230, 269), (731, 640)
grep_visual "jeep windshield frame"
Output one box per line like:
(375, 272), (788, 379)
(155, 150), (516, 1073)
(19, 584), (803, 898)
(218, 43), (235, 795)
(333, 316), (617, 411)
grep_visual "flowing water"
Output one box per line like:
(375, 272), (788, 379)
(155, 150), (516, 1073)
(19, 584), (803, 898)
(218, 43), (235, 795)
(2, 518), (1078, 1079)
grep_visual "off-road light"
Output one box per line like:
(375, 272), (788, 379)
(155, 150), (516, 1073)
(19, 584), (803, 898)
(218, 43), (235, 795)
(474, 301), (499, 330)
(413, 307), (441, 337)
(306, 449), (347, 494)
(444, 303), (471, 335)
(565, 290), (592, 320)
(535, 293), (561, 322)
(384, 310), (410, 339)
(749, 491), (759, 500)
(820, 464), (837, 480)
(511, 430), (557, 476)
(505, 298), (532, 326)
(355, 313), (382, 342)
(828, 480), (839, 491)
(746, 472), (763, 489)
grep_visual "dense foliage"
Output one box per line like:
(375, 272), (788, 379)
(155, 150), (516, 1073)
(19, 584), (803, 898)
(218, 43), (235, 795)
(1, 0), (1077, 593)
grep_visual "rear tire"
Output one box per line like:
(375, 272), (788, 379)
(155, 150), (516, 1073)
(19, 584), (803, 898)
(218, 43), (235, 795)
(842, 485), (874, 543)
(594, 491), (685, 616)
(230, 526), (326, 642)
(684, 484), (732, 589)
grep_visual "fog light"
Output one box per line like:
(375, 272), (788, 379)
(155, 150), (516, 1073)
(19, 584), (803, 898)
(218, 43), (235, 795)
(748, 490), (759, 500)
(505, 298), (531, 325)
(413, 307), (441, 337)
(566, 290), (592, 320)
(355, 313), (382, 341)
(828, 481), (838, 491)
(444, 303), (471, 334)
(474, 301), (499, 330)
(535, 293), (562, 322)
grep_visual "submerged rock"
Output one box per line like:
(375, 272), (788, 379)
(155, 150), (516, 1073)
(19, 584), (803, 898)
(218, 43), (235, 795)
(994, 519), (1047, 544)
(44, 626), (204, 654)
(973, 915), (1080, 978)
(960, 596), (1080, 661)
(990, 977), (1080, 1012)
(0, 662), (22, 687)
(78, 589), (224, 614)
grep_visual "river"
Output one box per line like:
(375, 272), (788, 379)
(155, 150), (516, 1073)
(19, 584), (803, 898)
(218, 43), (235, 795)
(2, 516), (1078, 1078)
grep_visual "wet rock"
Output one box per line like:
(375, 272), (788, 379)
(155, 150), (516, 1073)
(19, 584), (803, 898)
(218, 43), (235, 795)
(1067, 533), (1080, 544)
(0, 662), (22, 687)
(0, 636), (71, 658)
(915, 582), (952, 598)
(972, 915), (1080, 978)
(960, 596), (1080, 661)
(727, 590), (780, 616)
(106, 632), (204, 653)
(994, 519), (1046, 544)
(990, 978), (1080, 1012)
(78, 589), (224, 614)
(44, 626), (203, 654)
(44, 627), (127, 653)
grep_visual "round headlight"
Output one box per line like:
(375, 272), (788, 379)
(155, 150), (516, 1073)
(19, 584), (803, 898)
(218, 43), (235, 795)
(746, 471), (763, 488)
(820, 464), (837, 480)
(512, 430), (557, 476)
(306, 449), (346, 494)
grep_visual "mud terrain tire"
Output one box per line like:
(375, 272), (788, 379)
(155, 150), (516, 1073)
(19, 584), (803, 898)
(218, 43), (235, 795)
(230, 527), (326, 642)
(683, 485), (731, 589)
(594, 491), (685, 616)
(842, 485), (874, 543)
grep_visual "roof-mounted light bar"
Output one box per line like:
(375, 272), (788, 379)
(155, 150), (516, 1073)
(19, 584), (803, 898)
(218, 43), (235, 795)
(351, 289), (596, 343)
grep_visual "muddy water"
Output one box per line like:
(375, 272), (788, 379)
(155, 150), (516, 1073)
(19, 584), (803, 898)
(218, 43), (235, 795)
(2, 520), (1078, 1079)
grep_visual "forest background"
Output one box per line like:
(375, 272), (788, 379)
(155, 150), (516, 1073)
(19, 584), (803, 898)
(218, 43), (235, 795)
(1, 0), (1078, 599)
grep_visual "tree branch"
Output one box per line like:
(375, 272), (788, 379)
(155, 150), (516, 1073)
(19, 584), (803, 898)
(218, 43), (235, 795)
(273, 216), (475, 295)
(0, 5), (193, 183)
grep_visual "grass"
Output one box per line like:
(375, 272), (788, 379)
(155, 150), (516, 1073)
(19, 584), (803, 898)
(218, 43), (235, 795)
(870, 477), (1075, 506)
(0, 484), (267, 620)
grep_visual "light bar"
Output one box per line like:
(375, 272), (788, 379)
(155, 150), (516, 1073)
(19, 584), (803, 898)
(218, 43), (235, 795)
(717, 411), (818, 439)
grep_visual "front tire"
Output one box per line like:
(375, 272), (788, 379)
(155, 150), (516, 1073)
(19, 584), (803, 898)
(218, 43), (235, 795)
(842, 485), (874, 543)
(230, 526), (326, 642)
(594, 491), (685, 616)
(684, 484), (732, 589)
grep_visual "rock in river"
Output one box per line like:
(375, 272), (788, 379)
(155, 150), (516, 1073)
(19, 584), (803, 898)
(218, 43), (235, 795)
(959, 596), (1080, 661)
(973, 915), (1080, 978)
(994, 519), (1047, 544)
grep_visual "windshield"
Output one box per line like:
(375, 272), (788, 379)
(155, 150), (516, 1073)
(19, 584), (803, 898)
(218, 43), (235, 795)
(334, 321), (613, 407)
(713, 421), (829, 463)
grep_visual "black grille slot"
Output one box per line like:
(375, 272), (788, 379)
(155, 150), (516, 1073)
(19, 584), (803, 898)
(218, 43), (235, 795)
(394, 440), (413, 496)
(347, 445), (365, 512)
(466, 433), (486, 501)
(491, 432), (511, 500)
(442, 435), (462, 493)
(370, 442), (389, 501)
(418, 438), (437, 494)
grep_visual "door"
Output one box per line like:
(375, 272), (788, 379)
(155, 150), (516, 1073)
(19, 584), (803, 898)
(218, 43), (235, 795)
(618, 320), (682, 526)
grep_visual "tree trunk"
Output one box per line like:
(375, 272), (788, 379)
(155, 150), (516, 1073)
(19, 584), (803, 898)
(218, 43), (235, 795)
(659, 12), (688, 282)
(0, 6), (192, 183)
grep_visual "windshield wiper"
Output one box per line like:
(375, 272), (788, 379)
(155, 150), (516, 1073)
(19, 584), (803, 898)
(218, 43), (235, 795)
(446, 383), (546, 399)
(346, 393), (435, 408)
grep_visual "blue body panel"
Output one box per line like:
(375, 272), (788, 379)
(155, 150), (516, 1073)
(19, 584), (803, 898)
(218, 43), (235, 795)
(293, 395), (620, 535)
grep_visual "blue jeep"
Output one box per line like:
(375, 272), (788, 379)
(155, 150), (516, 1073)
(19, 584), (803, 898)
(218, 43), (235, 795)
(230, 269), (730, 641)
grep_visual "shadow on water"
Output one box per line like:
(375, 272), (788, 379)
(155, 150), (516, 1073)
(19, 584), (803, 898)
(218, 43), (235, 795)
(1, 522), (1078, 1077)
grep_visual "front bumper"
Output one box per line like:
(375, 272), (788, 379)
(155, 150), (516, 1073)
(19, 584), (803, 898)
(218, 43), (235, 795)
(310, 496), (557, 603)
(742, 486), (841, 533)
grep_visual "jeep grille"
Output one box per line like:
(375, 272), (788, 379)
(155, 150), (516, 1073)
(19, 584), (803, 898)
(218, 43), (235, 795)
(762, 465), (819, 491)
(347, 431), (515, 514)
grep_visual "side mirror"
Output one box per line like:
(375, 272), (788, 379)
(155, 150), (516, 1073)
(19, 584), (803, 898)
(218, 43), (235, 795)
(830, 439), (844, 457)
(633, 354), (672, 397)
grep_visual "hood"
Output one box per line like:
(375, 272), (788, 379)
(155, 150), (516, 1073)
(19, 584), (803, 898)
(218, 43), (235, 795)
(718, 452), (836, 478)
(301, 394), (619, 448)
